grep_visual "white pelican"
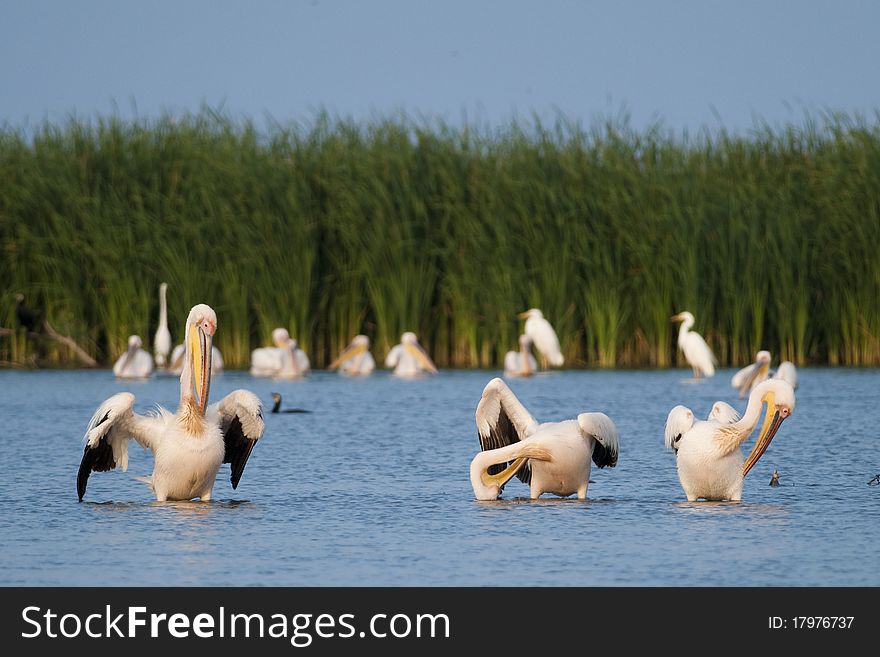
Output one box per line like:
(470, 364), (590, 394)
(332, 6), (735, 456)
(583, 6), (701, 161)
(469, 378), (619, 500)
(78, 304), (264, 502)
(112, 335), (154, 379)
(276, 337), (311, 379)
(671, 311), (716, 378)
(385, 332), (437, 377)
(503, 334), (538, 377)
(709, 401), (740, 424)
(169, 343), (223, 376)
(518, 308), (564, 368)
(663, 379), (795, 501)
(249, 328), (291, 377)
(731, 350), (771, 398)
(774, 361), (798, 390)
(153, 282), (172, 368)
(329, 334), (375, 376)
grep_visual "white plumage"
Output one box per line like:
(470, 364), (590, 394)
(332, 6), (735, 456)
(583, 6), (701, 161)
(774, 361), (798, 390)
(112, 335), (154, 379)
(671, 311), (716, 378)
(78, 304), (264, 502)
(470, 378), (619, 500)
(519, 308), (564, 368)
(329, 334), (375, 376)
(664, 379), (796, 501)
(385, 332), (437, 377)
(503, 334), (538, 377)
(153, 282), (172, 369)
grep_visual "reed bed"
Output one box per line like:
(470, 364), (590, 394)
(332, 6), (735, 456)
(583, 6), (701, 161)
(1, 109), (878, 368)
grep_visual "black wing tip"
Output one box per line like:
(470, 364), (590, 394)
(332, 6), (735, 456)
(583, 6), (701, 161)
(591, 441), (618, 469)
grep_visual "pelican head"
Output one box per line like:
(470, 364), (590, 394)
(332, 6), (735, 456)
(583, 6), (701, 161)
(664, 405), (695, 451)
(756, 350), (771, 364)
(329, 334), (370, 370)
(183, 304), (217, 414)
(518, 308), (543, 320)
(271, 327), (290, 348)
(127, 335), (142, 349)
(742, 379), (796, 477)
(401, 332), (437, 374)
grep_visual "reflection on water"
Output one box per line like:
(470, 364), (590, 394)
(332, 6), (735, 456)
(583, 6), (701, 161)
(1, 367), (879, 586)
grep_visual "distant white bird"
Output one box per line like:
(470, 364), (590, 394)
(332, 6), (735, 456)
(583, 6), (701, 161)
(112, 335), (154, 379)
(664, 379), (796, 501)
(153, 282), (172, 369)
(470, 378), (619, 500)
(503, 334), (538, 377)
(78, 304), (264, 502)
(385, 332), (437, 377)
(276, 338), (311, 379)
(250, 328), (291, 377)
(731, 350), (772, 398)
(329, 334), (375, 376)
(671, 311), (716, 378)
(774, 361), (798, 390)
(519, 308), (564, 368)
(169, 343), (223, 376)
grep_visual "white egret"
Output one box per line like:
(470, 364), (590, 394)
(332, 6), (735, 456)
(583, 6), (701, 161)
(671, 311), (716, 378)
(153, 282), (172, 368)
(518, 308), (564, 368)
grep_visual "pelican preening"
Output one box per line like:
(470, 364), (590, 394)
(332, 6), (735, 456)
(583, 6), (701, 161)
(249, 328), (309, 378)
(385, 332), (437, 377)
(329, 335), (375, 376)
(503, 334), (538, 377)
(519, 309), (564, 368)
(78, 304), (265, 502)
(470, 378), (619, 500)
(153, 282), (172, 368)
(112, 335), (154, 379)
(250, 328), (291, 376)
(664, 379), (796, 501)
(671, 311), (717, 379)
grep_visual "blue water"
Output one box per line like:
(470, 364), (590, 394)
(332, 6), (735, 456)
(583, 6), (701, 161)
(1, 368), (877, 586)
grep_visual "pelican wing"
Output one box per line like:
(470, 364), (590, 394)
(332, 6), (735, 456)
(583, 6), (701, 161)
(77, 392), (164, 500)
(730, 363), (756, 389)
(475, 378), (540, 482)
(212, 390), (265, 489)
(578, 412), (620, 468)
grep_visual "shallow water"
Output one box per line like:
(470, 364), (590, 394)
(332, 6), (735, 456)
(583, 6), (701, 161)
(1, 367), (878, 586)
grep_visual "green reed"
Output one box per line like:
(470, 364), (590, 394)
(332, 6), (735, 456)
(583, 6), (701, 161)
(1, 109), (878, 368)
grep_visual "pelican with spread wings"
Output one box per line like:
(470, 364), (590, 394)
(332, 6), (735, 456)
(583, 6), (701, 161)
(77, 304), (264, 502)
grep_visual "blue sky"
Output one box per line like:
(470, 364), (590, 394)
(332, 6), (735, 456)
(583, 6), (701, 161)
(2, 0), (878, 133)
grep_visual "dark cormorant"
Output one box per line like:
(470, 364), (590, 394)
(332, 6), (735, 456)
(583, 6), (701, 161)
(270, 392), (310, 414)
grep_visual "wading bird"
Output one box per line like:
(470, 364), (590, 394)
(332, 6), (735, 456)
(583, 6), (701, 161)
(469, 378), (619, 500)
(153, 282), (172, 369)
(276, 337), (311, 379)
(671, 311), (716, 379)
(250, 328), (292, 377)
(519, 309), (564, 368)
(385, 332), (437, 377)
(663, 379), (795, 501)
(503, 334), (538, 378)
(329, 334), (375, 376)
(731, 350), (772, 398)
(78, 304), (264, 502)
(112, 335), (154, 379)
(270, 392), (310, 414)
